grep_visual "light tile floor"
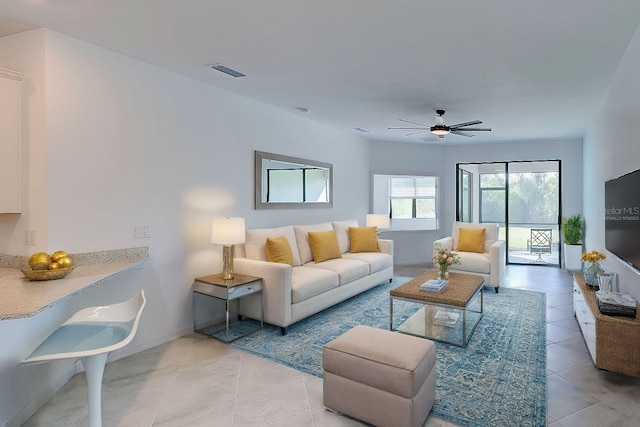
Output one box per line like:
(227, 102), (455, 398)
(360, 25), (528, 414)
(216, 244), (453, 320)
(24, 265), (640, 426)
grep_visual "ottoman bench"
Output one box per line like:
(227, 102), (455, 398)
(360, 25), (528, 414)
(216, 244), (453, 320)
(323, 325), (436, 427)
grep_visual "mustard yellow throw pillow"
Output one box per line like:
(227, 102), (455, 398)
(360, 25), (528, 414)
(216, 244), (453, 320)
(308, 230), (342, 263)
(349, 227), (380, 253)
(265, 235), (295, 267)
(456, 228), (486, 253)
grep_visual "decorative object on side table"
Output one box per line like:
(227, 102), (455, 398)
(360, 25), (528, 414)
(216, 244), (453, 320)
(597, 272), (616, 293)
(581, 250), (606, 288)
(210, 217), (245, 280)
(433, 244), (460, 281)
(596, 290), (637, 318)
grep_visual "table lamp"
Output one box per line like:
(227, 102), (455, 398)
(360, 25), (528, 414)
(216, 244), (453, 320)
(211, 217), (245, 279)
(366, 214), (390, 237)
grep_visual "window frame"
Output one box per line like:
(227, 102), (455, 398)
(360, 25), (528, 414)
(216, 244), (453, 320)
(372, 174), (439, 231)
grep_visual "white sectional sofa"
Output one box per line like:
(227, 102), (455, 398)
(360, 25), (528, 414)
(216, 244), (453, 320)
(234, 220), (394, 334)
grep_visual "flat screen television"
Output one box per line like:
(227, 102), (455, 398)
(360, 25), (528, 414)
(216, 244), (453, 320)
(605, 168), (640, 271)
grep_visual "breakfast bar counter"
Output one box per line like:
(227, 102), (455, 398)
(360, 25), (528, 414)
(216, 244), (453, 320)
(0, 247), (149, 320)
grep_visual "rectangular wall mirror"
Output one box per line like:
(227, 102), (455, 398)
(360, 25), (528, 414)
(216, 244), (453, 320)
(255, 151), (333, 209)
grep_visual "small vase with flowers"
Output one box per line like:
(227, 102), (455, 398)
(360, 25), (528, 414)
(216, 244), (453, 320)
(433, 244), (461, 281)
(581, 250), (606, 288)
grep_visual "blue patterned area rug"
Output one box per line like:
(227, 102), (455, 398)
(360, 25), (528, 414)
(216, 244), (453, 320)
(226, 277), (547, 427)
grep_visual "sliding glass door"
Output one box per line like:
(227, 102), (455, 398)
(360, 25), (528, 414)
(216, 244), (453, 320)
(456, 160), (561, 266)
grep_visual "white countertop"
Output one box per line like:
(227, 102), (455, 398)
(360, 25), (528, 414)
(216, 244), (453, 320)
(0, 247), (149, 320)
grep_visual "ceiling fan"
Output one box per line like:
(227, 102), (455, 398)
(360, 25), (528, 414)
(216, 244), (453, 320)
(389, 109), (492, 138)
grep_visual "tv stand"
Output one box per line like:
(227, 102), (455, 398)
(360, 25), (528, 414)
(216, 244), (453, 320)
(573, 273), (640, 377)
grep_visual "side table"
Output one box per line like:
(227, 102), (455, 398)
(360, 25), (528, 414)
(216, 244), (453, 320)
(193, 273), (263, 343)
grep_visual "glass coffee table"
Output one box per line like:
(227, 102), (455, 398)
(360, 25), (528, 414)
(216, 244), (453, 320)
(390, 270), (484, 347)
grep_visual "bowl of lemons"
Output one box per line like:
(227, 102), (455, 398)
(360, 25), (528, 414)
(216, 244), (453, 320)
(22, 251), (74, 281)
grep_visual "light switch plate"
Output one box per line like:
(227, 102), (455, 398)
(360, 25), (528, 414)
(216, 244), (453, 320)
(134, 224), (150, 239)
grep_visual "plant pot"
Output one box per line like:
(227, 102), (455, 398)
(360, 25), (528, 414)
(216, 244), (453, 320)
(563, 244), (582, 271)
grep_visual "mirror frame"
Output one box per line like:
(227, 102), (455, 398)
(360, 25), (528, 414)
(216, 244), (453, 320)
(255, 150), (333, 209)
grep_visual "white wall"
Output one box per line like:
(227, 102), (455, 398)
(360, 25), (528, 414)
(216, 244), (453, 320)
(0, 29), (371, 425)
(369, 138), (583, 266)
(584, 24), (640, 302)
(369, 141), (445, 265)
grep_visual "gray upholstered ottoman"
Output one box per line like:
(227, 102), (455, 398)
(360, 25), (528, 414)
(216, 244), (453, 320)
(323, 325), (436, 427)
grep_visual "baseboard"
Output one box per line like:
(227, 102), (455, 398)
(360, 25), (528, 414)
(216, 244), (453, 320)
(6, 360), (78, 427)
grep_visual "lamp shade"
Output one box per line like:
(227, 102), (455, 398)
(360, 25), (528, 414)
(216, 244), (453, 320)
(366, 214), (390, 230)
(211, 217), (245, 245)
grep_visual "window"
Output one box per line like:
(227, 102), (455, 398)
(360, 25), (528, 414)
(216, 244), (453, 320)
(389, 177), (436, 219)
(458, 168), (472, 222)
(479, 172), (506, 223)
(372, 174), (439, 230)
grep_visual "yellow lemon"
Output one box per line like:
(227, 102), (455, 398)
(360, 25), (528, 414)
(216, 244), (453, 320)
(29, 252), (51, 271)
(56, 256), (73, 269)
(48, 262), (60, 270)
(51, 251), (68, 262)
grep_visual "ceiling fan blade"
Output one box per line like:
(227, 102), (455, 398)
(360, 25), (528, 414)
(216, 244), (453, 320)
(454, 128), (492, 132)
(405, 130), (431, 136)
(388, 127), (429, 130)
(450, 130), (474, 137)
(450, 120), (482, 128)
(398, 118), (431, 126)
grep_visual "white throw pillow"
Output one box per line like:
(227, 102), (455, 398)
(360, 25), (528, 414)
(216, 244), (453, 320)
(332, 220), (359, 253)
(244, 226), (301, 266)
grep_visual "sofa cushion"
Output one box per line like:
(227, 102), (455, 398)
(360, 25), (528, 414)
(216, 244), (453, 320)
(294, 223), (333, 264)
(349, 227), (380, 253)
(343, 252), (393, 274)
(309, 230), (342, 263)
(305, 258), (369, 285)
(454, 251), (491, 274)
(456, 227), (486, 253)
(291, 266), (339, 304)
(452, 221), (498, 253)
(245, 226), (301, 266)
(332, 220), (359, 253)
(265, 235), (295, 266)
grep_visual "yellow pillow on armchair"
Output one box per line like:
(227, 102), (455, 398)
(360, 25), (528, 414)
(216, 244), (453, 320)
(308, 230), (342, 263)
(456, 228), (486, 253)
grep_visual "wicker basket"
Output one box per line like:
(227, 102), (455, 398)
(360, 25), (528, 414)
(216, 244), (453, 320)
(22, 267), (74, 281)
(574, 273), (640, 378)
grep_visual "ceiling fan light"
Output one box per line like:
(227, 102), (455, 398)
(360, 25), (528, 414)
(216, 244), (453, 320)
(431, 125), (450, 136)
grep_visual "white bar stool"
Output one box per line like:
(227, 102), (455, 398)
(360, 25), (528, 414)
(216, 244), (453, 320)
(20, 290), (146, 427)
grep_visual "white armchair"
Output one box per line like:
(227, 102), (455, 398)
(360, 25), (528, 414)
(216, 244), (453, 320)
(433, 222), (506, 292)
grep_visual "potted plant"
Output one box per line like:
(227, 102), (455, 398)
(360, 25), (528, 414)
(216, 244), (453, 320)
(562, 214), (583, 271)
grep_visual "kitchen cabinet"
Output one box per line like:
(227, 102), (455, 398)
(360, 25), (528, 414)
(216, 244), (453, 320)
(0, 68), (24, 213)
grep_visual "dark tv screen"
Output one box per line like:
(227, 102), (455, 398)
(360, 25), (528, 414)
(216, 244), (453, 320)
(605, 168), (640, 271)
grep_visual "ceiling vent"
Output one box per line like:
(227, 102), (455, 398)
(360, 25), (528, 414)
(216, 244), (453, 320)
(210, 64), (246, 78)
